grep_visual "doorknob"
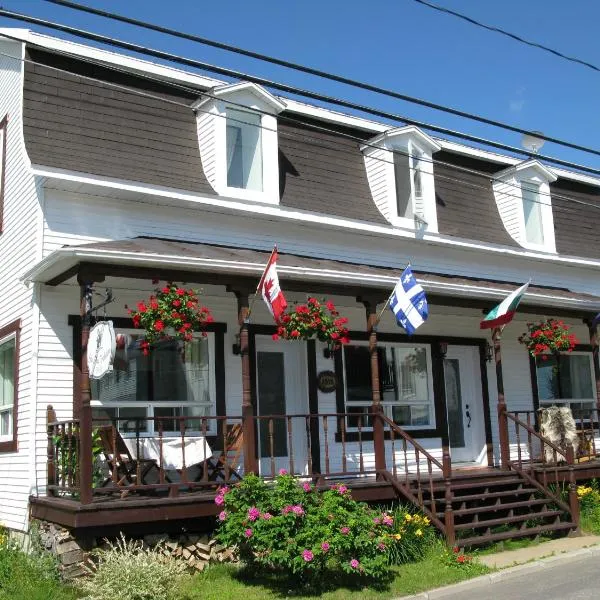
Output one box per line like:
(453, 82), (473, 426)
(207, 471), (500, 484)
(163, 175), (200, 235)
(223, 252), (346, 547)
(465, 404), (472, 428)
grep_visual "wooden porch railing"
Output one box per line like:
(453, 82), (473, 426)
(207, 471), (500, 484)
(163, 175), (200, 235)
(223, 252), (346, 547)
(503, 409), (579, 528)
(47, 406), (80, 497)
(380, 414), (453, 543)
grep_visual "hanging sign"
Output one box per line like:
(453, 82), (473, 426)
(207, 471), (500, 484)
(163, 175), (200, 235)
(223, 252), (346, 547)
(88, 321), (116, 379)
(316, 370), (337, 393)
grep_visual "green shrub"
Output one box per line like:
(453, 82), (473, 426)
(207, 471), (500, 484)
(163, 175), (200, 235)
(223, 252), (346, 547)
(0, 528), (75, 600)
(78, 533), (188, 600)
(216, 474), (399, 588)
(577, 481), (600, 534)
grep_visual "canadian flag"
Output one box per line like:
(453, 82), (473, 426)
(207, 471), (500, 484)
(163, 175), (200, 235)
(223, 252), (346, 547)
(258, 247), (288, 322)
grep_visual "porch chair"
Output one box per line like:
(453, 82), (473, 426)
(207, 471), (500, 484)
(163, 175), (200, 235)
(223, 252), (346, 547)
(96, 425), (160, 494)
(208, 423), (244, 482)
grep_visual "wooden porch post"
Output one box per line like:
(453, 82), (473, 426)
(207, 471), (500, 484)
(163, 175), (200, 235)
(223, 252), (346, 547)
(46, 405), (57, 497)
(360, 296), (386, 474)
(78, 277), (94, 504)
(232, 289), (259, 475)
(493, 327), (510, 470)
(584, 318), (600, 412)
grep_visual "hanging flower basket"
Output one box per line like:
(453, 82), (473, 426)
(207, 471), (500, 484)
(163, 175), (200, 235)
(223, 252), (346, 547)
(518, 319), (578, 358)
(127, 281), (214, 354)
(272, 297), (350, 351)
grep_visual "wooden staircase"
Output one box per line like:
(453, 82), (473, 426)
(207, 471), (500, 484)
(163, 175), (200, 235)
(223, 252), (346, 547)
(407, 469), (576, 548)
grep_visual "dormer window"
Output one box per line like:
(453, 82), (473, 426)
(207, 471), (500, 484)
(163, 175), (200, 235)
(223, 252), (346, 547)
(521, 181), (544, 245)
(493, 160), (557, 252)
(362, 126), (441, 232)
(226, 109), (263, 191)
(194, 83), (285, 204)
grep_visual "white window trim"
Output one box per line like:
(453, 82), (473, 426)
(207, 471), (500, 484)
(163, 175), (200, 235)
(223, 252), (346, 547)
(536, 350), (596, 411)
(342, 340), (436, 431)
(91, 330), (217, 435)
(0, 332), (16, 443)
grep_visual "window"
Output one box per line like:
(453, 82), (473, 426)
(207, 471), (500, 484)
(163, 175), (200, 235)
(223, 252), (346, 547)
(226, 109), (263, 191)
(0, 115), (7, 234)
(394, 146), (424, 220)
(522, 182), (544, 245)
(0, 319), (18, 452)
(535, 352), (596, 418)
(91, 332), (217, 434)
(343, 343), (435, 429)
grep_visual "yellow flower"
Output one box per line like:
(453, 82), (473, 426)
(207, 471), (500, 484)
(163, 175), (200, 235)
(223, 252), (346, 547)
(393, 533), (402, 540)
(404, 513), (412, 522)
(577, 486), (593, 498)
(415, 529), (423, 537)
(422, 517), (430, 525)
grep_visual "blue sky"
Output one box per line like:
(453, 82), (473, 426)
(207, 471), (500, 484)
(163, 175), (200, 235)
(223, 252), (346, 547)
(2, 1), (599, 168)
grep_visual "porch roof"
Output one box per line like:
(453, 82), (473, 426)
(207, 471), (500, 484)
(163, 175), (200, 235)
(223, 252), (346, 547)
(21, 237), (600, 316)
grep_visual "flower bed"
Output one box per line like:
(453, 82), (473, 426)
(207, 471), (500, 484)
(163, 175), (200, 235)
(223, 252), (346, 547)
(127, 281), (214, 353)
(215, 474), (402, 585)
(273, 298), (349, 351)
(518, 319), (578, 358)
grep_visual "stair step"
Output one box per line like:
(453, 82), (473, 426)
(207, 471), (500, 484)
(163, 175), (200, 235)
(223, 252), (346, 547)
(454, 510), (564, 531)
(420, 477), (526, 494)
(423, 487), (539, 506)
(457, 521), (576, 548)
(450, 498), (550, 517)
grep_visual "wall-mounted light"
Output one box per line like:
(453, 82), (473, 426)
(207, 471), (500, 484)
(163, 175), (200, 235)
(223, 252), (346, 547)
(439, 341), (448, 358)
(232, 334), (241, 355)
(485, 341), (494, 363)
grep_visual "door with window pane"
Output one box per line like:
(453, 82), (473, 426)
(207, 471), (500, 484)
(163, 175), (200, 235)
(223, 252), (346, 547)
(444, 346), (486, 464)
(255, 337), (308, 476)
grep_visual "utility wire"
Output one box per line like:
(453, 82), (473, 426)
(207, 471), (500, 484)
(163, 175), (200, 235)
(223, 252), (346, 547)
(40, 0), (600, 161)
(411, 0), (600, 74)
(0, 34), (596, 216)
(2, 7), (600, 179)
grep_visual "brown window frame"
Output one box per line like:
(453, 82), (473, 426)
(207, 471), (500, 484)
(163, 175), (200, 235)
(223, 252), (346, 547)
(0, 319), (20, 453)
(0, 114), (7, 234)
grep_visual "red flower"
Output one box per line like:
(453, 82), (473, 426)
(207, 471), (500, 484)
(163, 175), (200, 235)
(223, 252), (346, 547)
(150, 301), (159, 310)
(326, 301), (335, 311)
(272, 334), (279, 341)
(132, 315), (141, 327)
(172, 299), (181, 307)
(206, 315), (215, 324)
(291, 330), (300, 338)
(457, 555), (466, 563)
(452, 546), (459, 554)
(187, 301), (195, 309)
(176, 288), (186, 296)
(137, 302), (147, 313)
(162, 286), (170, 294)
(154, 320), (165, 332)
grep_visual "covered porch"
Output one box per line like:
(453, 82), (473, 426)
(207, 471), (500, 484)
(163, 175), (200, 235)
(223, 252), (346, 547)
(24, 238), (600, 545)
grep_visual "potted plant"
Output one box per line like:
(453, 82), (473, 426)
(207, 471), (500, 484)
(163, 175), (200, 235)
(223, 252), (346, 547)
(518, 319), (578, 359)
(272, 297), (350, 352)
(127, 281), (214, 355)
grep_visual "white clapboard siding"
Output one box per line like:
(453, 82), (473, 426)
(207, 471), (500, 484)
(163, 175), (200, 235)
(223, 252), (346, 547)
(0, 40), (44, 531)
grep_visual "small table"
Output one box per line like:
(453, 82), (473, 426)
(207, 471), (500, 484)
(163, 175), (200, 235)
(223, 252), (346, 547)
(123, 436), (213, 480)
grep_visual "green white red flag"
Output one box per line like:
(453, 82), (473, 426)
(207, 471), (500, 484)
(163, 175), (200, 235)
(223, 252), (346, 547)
(480, 281), (530, 329)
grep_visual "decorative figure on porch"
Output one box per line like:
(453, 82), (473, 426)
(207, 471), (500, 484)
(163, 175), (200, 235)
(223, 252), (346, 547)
(518, 319), (578, 357)
(272, 297), (350, 352)
(538, 406), (579, 462)
(127, 281), (214, 354)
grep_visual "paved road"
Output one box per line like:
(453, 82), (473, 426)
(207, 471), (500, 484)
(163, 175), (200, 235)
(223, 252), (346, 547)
(435, 554), (600, 600)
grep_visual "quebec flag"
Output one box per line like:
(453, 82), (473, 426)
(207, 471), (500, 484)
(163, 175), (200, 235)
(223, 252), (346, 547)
(389, 267), (428, 335)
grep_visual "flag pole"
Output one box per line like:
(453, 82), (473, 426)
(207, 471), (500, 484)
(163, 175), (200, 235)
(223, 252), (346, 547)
(373, 262), (411, 328)
(246, 244), (277, 323)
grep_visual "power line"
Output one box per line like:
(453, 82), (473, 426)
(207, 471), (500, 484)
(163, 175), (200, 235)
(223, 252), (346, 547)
(411, 0), (600, 74)
(0, 33), (596, 218)
(2, 7), (600, 179)
(40, 0), (600, 162)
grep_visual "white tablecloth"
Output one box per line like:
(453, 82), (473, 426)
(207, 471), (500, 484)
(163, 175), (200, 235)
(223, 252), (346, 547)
(123, 436), (213, 470)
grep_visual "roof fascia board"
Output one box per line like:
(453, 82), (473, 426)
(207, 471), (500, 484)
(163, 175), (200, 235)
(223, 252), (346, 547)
(21, 247), (600, 311)
(495, 159), (558, 183)
(32, 165), (600, 271)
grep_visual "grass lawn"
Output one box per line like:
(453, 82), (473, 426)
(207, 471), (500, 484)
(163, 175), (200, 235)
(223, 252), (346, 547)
(177, 552), (490, 600)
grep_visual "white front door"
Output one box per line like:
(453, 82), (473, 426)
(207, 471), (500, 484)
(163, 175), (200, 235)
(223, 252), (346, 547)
(255, 336), (309, 476)
(444, 346), (486, 465)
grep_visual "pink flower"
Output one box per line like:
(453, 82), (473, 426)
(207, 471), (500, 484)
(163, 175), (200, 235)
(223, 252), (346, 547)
(302, 482), (312, 492)
(261, 512), (273, 520)
(378, 542), (386, 551)
(373, 517), (381, 525)
(382, 514), (394, 526)
(218, 486), (229, 495)
(350, 559), (360, 569)
(218, 511), (227, 522)
(282, 505), (292, 515)
(340, 527), (350, 535)
(278, 469), (288, 475)
(337, 485), (348, 494)
(214, 494), (224, 506)
(248, 507), (260, 521)
(321, 542), (330, 553)
(244, 528), (253, 538)
(292, 505), (305, 516)
(302, 549), (314, 562)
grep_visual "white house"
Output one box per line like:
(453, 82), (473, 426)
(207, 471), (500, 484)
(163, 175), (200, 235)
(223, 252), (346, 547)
(0, 28), (599, 546)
